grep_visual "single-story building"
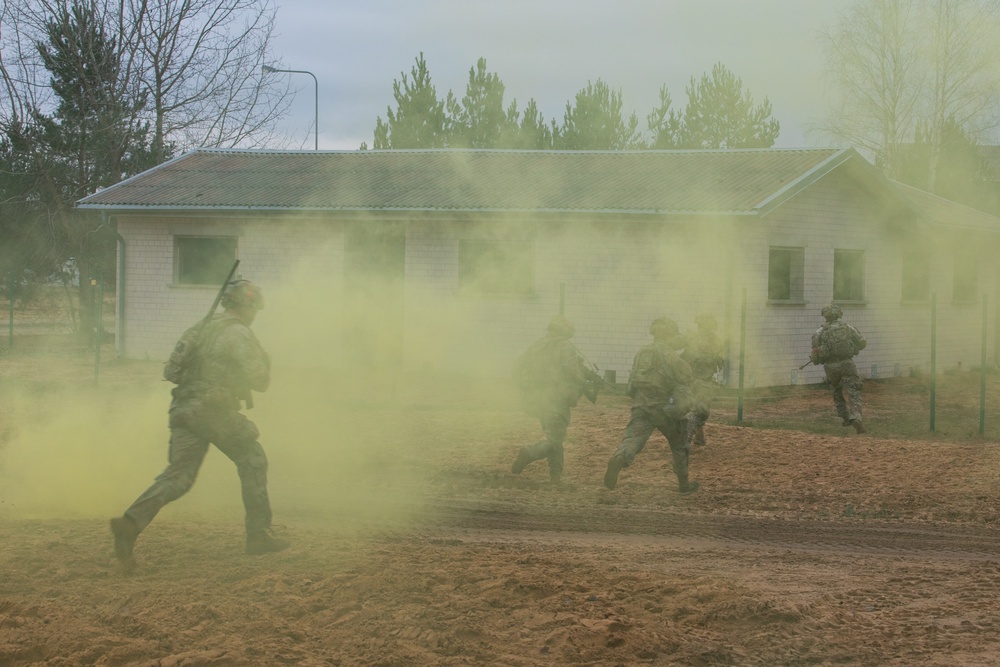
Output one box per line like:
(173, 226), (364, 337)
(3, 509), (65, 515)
(77, 147), (1000, 387)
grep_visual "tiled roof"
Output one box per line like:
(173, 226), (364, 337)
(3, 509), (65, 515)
(78, 147), (855, 215)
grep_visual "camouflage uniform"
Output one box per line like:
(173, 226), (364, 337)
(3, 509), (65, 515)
(811, 304), (867, 433)
(112, 280), (286, 567)
(604, 318), (699, 494)
(512, 316), (595, 482)
(679, 314), (724, 446)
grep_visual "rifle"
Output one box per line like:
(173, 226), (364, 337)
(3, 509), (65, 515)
(798, 359), (814, 370)
(207, 259), (241, 324)
(163, 259), (240, 385)
(574, 346), (605, 404)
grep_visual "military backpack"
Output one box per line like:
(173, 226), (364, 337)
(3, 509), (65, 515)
(818, 321), (856, 362)
(163, 318), (236, 385)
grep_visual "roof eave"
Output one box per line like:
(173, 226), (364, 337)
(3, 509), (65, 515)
(76, 203), (760, 216)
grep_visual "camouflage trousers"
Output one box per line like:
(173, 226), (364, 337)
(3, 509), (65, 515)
(612, 405), (690, 485)
(686, 377), (717, 434)
(824, 359), (863, 424)
(123, 397), (273, 538)
(520, 405), (571, 480)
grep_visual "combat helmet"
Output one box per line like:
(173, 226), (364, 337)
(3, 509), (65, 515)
(547, 314), (575, 338)
(222, 279), (265, 311)
(649, 316), (679, 339)
(694, 313), (718, 332)
(821, 303), (842, 321)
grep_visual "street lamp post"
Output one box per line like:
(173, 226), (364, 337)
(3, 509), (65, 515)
(262, 64), (318, 150)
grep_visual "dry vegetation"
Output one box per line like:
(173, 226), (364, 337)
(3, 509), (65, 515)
(2, 336), (1000, 666)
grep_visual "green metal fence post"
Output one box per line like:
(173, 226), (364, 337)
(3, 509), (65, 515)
(94, 275), (104, 386)
(737, 288), (747, 424)
(7, 270), (13, 351)
(930, 292), (937, 432)
(981, 294), (987, 435)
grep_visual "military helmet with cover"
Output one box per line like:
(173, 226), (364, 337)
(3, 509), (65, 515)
(649, 317), (679, 339)
(222, 279), (265, 311)
(694, 313), (718, 332)
(547, 314), (575, 338)
(821, 303), (842, 321)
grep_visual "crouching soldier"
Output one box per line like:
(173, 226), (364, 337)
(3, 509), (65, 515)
(604, 317), (699, 494)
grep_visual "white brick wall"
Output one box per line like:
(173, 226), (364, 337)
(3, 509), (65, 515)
(116, 180), (999, 387)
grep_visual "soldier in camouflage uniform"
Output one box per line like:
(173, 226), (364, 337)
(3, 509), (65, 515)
(110, 280), (289, 571)
(604, 317), (699, 494)
(811, 303), (867, 434)
(511, 315), (600, 483)
(679, 313), (724, 447)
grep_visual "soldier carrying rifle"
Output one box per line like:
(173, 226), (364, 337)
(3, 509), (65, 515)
(110, 266), (290, 572)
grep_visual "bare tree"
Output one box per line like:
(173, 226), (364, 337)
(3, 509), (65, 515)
(818, 0), (1000, 183)
(922, 0), (1000, 190)
(818, 0), (924, 178)
(127, 0), (292, 160)
(0, 0), (293, 160)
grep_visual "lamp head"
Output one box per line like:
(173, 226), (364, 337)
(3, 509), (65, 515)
(261, 64), (278, 74)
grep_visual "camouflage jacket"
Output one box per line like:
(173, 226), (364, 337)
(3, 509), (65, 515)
(513, 334), (586, 414)
(627, 341), (694, 409)
(811, 320), (866, 364)
(178, 313), (270, 404)
(679, 329), (724, 381)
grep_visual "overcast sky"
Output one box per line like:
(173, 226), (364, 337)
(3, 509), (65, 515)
(266, 1), (856, 151)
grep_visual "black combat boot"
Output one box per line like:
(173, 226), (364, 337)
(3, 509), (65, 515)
(603, 454), (625, 490)
(678, 478), (700, 495)
(851, 419), (866, 434)
(511, 447), (532, 475)
(110, 516), (139, 571)
(693, 426), (706, 446)
(246, 529), (291, 555)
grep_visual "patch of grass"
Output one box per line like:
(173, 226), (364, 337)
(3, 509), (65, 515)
(713, 372), (1000, 443)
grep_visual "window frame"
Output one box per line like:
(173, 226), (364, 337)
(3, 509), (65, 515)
(174, 235), (239, 286)
(952, 248), (979, 304)
(767, 246), (805, 303)
(900, 248), (930, 303)
(833, 248), (865, 303)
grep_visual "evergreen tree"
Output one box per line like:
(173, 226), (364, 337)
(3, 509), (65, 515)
(673, 63), (780, 149)
(373, 53), (448, 149)
(557, 79), (640, 150)
(446, 58), (515, 148)
(646, 85), (682, 149)
(25, 1), (155, 339)
(505, 98), (555, 149)
(897, 117), (1000, 215)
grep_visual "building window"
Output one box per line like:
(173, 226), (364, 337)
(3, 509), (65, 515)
(901, 249), (930, 302)
(458, 239), (534, 296)
(767, 246), (804, 301)
(833, 249), (865, 301)
(953, 250), (978, 303)
(175, 236), (238, 285)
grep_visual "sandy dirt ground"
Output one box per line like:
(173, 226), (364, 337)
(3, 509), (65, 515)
(3, 356), (1000, 666)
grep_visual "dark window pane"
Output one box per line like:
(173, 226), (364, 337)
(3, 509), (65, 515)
(901, 250), (929, 301)
(833, 249), (864, 301)
(768, 248), (792, 301)
(953, 251), (978, 302)
(176, 237), (237, 285)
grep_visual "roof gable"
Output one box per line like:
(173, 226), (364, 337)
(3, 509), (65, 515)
(78, 147), (855, 215)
